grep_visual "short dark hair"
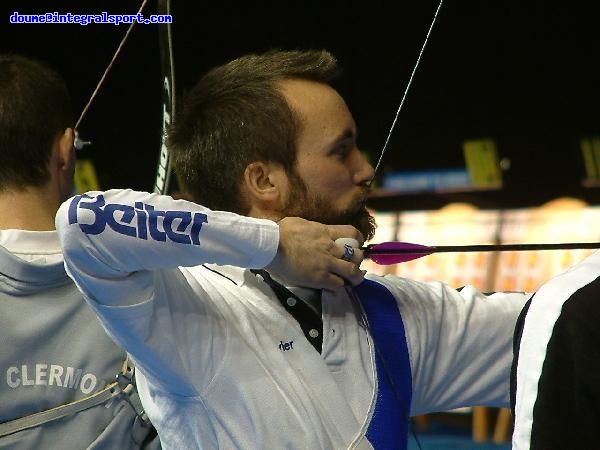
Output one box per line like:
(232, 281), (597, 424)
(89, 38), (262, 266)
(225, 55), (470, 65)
(168, 49), (341, 213)
(0, 54), (73, 190)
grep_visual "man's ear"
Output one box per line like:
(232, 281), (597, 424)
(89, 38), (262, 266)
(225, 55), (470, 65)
(57, 128), (76, 170)
(55, 128), (76, 199)
(243, 161), (287, 205)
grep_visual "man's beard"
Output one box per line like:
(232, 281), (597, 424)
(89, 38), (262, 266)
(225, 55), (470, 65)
(278, 174), (377, 241)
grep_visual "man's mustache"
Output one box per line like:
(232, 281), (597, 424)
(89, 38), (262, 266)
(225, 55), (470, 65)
(355, 187), (372, 211)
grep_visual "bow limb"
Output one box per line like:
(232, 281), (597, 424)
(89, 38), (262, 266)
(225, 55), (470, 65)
(154, 0), (177, 194)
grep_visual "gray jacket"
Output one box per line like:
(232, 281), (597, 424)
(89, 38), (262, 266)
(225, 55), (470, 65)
(0, 235), (160, 450)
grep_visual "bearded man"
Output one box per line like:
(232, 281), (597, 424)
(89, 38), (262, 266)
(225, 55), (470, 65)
(58, 49), (531, 450)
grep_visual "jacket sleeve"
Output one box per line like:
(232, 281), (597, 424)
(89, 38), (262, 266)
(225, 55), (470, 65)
(370, 274), (529, 414)
(56, 189), (279, 307)
(55, 189), (279, 395)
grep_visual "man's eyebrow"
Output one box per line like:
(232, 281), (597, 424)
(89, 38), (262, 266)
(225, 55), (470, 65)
(332, 129), (357, 145)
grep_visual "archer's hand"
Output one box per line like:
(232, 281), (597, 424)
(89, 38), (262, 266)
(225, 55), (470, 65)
(266, 217), (365, 290)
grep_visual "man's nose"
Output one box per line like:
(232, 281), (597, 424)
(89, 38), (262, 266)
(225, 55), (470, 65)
(353, 150), (375, 185)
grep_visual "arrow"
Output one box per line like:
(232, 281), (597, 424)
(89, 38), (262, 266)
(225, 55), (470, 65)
(362, 241), (600, 265)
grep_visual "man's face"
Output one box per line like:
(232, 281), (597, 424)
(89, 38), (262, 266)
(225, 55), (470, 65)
(276, 79), (376, 240)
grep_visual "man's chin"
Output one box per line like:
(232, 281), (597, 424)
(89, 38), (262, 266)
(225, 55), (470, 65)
(324, 206), (376, 241)
(353, 210), (377, 241)
(279, 200), (376, 241)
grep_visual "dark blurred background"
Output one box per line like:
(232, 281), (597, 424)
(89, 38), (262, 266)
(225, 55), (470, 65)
(2, 1), (599, 208)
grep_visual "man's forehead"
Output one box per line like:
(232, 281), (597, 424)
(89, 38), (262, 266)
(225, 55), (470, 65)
(278, 78), (356, 149)
(280, 79), (352, 124)
(279, 78), (338, 108)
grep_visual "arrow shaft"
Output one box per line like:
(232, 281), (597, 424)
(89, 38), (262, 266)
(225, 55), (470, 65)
(365, 242), (600, 256)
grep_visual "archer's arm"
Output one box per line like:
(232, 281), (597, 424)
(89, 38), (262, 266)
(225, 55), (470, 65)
(56, 188), (364, 306)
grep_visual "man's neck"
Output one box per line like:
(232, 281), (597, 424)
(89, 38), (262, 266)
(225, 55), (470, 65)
(0, 186), (58, 231)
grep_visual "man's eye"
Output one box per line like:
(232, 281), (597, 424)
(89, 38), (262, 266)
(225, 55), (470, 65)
(332, 145), (351, 159)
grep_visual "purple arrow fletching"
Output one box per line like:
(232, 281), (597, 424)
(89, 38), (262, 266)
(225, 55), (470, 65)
(365, 241), (435, 265)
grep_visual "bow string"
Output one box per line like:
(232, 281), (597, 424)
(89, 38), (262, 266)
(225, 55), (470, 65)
(73, 0), (175, 195)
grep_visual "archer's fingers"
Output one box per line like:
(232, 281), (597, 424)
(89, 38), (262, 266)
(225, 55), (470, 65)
(326, 225), (364, 247)
(328, 258), (366, 287)
(331, 242), (364, 265)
